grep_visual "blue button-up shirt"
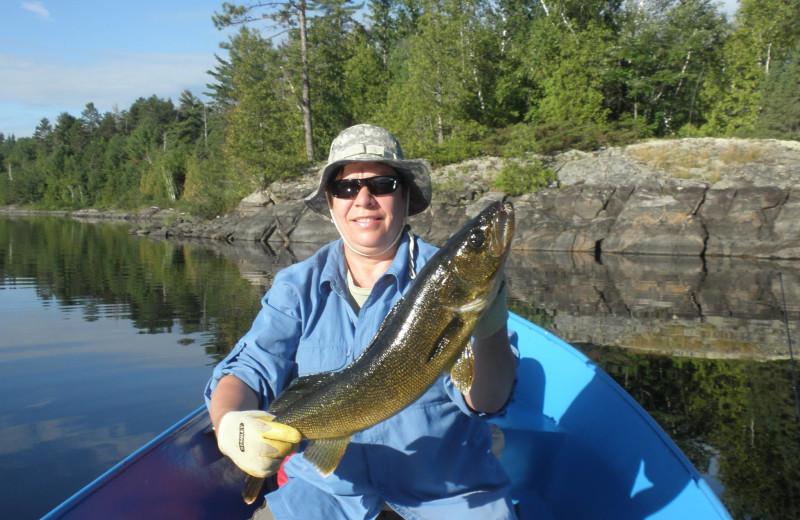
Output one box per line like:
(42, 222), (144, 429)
(205, 234), (516, 519)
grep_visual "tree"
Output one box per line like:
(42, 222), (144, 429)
(752, 42), (800, 138)
(223, 27), (305, 185)
(81, 102), (102, 137)
(340, 25), (389, 124)
(366, 0), (398, 67)
(177, 89), (206, 147)
(206, 51), (237, 110)
(614, 0), (726, 134)
(33, 118), (54, 154)
(380, 0), (496, 159)
(306, 0), (364, 143)
(531, 21), (614, 126)
(213, 1), (323, 161)
(701, 0), (800, 134)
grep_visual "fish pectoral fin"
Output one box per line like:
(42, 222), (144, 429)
(268, 371), (336, 415)
(424, 315), (465, 363)
(446, 296), (488, 315)
(303, 436), (351, 477)
(450, 343), (474, 395)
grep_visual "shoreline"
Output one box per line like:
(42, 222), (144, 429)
(3, 138), (800, 259)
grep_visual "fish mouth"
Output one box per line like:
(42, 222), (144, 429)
(493, 202), (515, 254)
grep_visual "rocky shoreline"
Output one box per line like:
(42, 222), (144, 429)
(5, 137), (800, 259)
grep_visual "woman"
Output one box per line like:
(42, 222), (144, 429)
(205, 124), (518, 519)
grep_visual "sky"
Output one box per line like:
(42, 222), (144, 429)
(1, 1), (237, 138)
(1, 1), (741, 139)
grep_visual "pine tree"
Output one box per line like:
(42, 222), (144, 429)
(753, 43), (800, 138)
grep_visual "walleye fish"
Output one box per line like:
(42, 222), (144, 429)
(242, 201), (514, 504)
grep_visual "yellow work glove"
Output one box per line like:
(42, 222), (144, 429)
(473, 274), (509, 340)
(217, 410), (302, 478)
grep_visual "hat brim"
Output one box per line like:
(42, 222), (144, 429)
(304, 155), (432, 218)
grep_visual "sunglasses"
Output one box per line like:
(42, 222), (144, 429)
(329, 175), (403, 199)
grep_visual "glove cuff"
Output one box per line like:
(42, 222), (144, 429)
(473, 277), (508, 340)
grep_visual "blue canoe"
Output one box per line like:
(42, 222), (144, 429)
(43, 313), (732, 519)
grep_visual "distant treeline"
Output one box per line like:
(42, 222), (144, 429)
(1, 0), (799, 217)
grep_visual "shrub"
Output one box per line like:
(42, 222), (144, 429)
(493, 159), (556, 196)
(422, 121), (487, 166)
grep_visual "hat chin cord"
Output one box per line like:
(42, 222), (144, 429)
(328, 191), (418, 278)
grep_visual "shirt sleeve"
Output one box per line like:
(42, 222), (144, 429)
(204, 279), (303, 410)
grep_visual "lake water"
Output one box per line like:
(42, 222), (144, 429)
(1, 215), (799, 520)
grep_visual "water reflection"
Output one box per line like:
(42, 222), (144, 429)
(506, 251), (800, 360)
(2, 216), (799, 520)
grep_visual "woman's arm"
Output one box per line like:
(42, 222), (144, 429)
(209, 374), (260, 431)
(465, 325), (516, 414)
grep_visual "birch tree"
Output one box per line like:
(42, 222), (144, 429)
(381, 0), (498, 158)
(616, 0), (726, 134)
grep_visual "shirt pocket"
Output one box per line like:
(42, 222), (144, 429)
(295, 342), (351, 376)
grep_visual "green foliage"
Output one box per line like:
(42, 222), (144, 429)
(2, 0), (797, 216)
(421, 120), (487, 165)
(529, 22), (614, 127)
(493, 159), (555, 195)
(614, 0), (727, 135)
(488, 119), (644, 156)
(224, 28), (307, 185)
(487, 123), (539, 157)
(701, 0), (800, 135)
(750, 43), (800, 139)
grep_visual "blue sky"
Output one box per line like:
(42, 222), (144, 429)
(1, 1), (740, 139)
(1, 1), (237, 138)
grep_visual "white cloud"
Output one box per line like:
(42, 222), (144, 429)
(0, 50), (213, 116)
(21, 1), (51, 20)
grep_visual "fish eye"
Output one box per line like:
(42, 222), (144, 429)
(468, 230), (485, 248)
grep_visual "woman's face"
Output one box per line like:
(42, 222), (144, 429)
(328, 161), (406, 258)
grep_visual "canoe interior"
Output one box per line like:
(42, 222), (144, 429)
(500, 313), (730, 520)
(42, 312), (731, 519)
(41, 409), (263, 520)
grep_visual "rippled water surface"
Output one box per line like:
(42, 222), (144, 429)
(1, 216), (798, 520)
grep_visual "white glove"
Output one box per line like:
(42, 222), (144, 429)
(473, 274), (509, 340)
(217, 410), (302, 478)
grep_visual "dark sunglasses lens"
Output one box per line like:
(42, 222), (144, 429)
(330, 177), (400, 198)
(367, 177), (399, 195)
(331, 180), (361, 198)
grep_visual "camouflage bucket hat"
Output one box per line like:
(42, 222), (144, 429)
(304, 124), (432, 218)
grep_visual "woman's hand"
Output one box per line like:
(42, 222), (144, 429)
(217, 410), (302, 478)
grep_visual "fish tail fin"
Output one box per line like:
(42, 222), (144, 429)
(242, 476), (265, 505)
(303, 436), (351, 477)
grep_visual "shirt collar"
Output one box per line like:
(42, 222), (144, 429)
(320, 233), (413, 296)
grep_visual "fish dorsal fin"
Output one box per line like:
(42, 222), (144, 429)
(450, 343), (474, 395)
(424, 315), (465, 364)
(303, 436), (351, 477)
(268, 372), (336, 415)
